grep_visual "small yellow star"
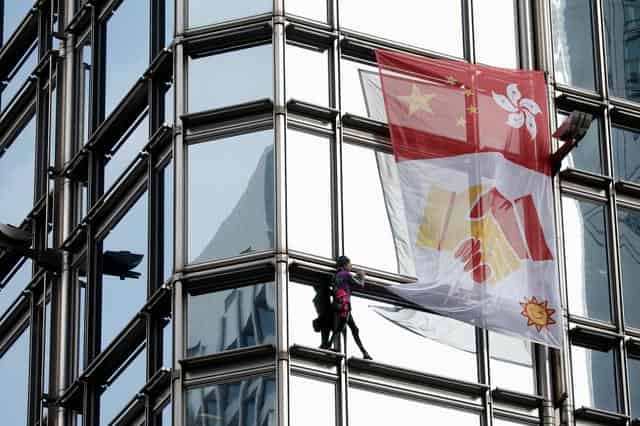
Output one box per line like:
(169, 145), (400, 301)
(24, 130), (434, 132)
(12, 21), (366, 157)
(446, 76), (458, 85)
(456, 115), (466, 127)
(464, 88), (474, 96)
(467, 105), (478, 114)
(397, 84), (436, 116)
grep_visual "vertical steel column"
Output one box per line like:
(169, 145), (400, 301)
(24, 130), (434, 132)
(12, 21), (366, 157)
(54, 0), (76, 425)
(172, 0), (185, 424)
(273, 1), (289, 425)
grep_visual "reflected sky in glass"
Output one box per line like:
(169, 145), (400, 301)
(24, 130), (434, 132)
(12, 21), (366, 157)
(604, 0), (640, 102)
(289, 282), (328, 348)
(285, 0), (327, 22)
(290, 375), (335, 426)
(163, 161), (173, 282)
(79, 37), (92, 146)
(188, 0), (271, 28)
(188, 131), (274, 263)
(101, 193), (148, 349)
(100, 346), (147, 426)
(562, 196), (611, 322)
(349, 386), (480, 426)
(163, 319), (172, 369)
(3, 1), (33, 44)
(571, 345), (618, 412)
(616, 207), (640, 328)
(340, 0), (462, 57)
(105, 0), (149, 119)
(286, 44), (329, 106)
(187, 283), (275, 357)
(0, 115), (35, 225)
(0, 326), (30, 425)
(340, 58), (385, 119)
(612, 125), (640, 184)
(474, 0), (518, 68)
(287, 129), (332, 257)
(551, 0), (597, 91)
(489, 331), (534, 394)
(165, 0), (174, 47)
(1, 43), (37, 112)
(188, 45), (273, 112)
(104, 114), (149, 192)
(557, 112), (602, 174)
(0, 259), (32, 318)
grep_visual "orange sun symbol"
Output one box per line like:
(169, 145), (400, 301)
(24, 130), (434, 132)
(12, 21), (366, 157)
(520, 296), (556, 332)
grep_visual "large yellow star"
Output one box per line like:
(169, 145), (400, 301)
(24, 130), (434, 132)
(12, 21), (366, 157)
(397, 84), (436, 116)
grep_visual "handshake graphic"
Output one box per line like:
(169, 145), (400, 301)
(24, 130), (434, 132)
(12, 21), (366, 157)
(417, 184), (553, 284)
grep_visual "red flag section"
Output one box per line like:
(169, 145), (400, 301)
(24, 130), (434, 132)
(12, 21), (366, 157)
(376, 50), (552, 175)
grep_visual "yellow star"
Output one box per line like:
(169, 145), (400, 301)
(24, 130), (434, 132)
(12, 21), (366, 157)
(446, 76), (458, 85)
(456, 115), (466, 127)
(397, 84), (436, 116)
(464, 88), (474, 96)
(467, 105), (478, 114)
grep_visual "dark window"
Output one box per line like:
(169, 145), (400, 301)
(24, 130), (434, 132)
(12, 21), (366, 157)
(617, 207), (640, 329)
(557, 111), (603, 174)
(612, 124), (640, 183)
(571, 344), (619, 412)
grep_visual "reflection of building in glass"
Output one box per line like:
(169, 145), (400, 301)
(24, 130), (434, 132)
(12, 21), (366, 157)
(605, 0), (640, 101)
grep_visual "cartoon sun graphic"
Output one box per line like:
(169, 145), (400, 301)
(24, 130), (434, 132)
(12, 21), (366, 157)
(520, 296), (556, 332)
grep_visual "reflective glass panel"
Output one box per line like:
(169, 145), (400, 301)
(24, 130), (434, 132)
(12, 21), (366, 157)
(347, 295), (478, 382)
(290, 375), (335, 426)
(159, 402), (171, 426)
(77, 272), (86, 375)
(562, 196), (611, 322)
(571, 345), (618, 412)
(286, 44), (329, 106)
(187, 283), (275, 357)
(612, 124), (640, 183)
(0, 259), (32, 318)
(557, 112), (602, 174)
(339, 1), (463, 57)
(100, 193), (148, 349)
(104, 114), (149, 192)
(289, 282), (330, 348)
(285, 0), (327, 22)
(287, 129), (332, 257)
(0, 326), (30, 425)
(78, 36), (92, 146)
(100, 346), (147, 425)
(629, 355), (640, 417)
(104, 0), (150, 118)
(343, 143), (400, 274)
(617, 207), (640, 328)
(1, 43), (37, 111)
(3, 0), (33, 43)
(551, 0), (597, 91)
(489, 331), (535, 394)
(164, 82), (174, 125)
(340, 58), (385, 120)
(188, 45), (273, 112)
(188, 0), (271, 28)
(0, 115), (36, 225)
(163, 319), (172, 369)
(474, 0), (518, 68)
(349, 387), (480, 426)
(163, 161), (173, 282)
(604, 0), (640, 102)
(185, 375), (276, 426)
(165, 0), (174, 47)
(188, 131), (274, 263)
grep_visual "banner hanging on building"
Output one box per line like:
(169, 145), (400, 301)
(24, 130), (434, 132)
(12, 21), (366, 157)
(373, 50), (563, 348)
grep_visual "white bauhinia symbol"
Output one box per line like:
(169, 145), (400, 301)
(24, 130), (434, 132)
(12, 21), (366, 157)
(492, 83), (542, 140)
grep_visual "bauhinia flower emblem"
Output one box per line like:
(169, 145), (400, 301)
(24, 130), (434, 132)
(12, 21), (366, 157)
(492, 83), (542, 140)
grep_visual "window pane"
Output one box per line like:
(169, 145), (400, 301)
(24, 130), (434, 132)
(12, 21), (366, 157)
(616, 207), (640, 328)
(286, 44), (329, 106)
(604, 0), (640, 101)
(562, 197), (611, 322)
(347, 295), (478, 382)
(343, 143), (400, 274)
(1, 43), (37, 111)
(0, 259), (31, 318)
(101, 194), (148, 349)
(105, 0), (149, 118)
(0, 115), (36, 225)
(78, 36), (92, 146)
(349, 387), (480, 426)
(163, 319), (172, 369)
(287, 129), (332, 257)
(489, 332), (535, 394)
(629, 355), (640, 418)
(290, 376), (335, 426)
(188, 131), (274, 263)
(339, 1), (463, 57)
(159, 402), (171, 426)
(289, 282), (328, 348)
(611, 125), (640, 183)
(3, 1), (33, 43)
(557, 112), (602, 174)
(164, 82), (174, 125)
(188, 45), (273, 112)
(474, 0), (518, 68)
(571, 345), (618, 412)
(163, 161), (173, 282)
(185, 375), (276, 426)
(100, 346), (147, 425)
(0, 326), (30, 425)
(340, 58), (386, 120)
(187, 283), (275, 357)
(188, 0), (271, 28)
(165, 0), (174, 47)
(104, 114), (149, 192)
(285, 0), (327, 22)
(551, 0), (597, 91)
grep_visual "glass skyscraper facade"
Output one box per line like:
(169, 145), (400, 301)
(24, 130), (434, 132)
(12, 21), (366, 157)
(0, 0), (640, 425)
